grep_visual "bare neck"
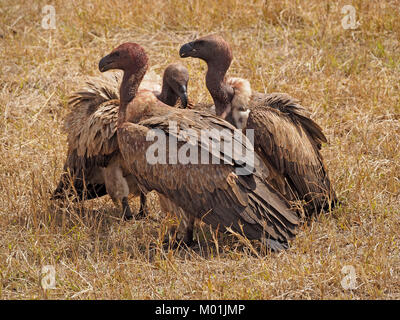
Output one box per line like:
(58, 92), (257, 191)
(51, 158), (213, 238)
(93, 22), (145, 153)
(205, 60), (234, 119)
(118, 66), (147, 126)
(157, 80), (178, 106)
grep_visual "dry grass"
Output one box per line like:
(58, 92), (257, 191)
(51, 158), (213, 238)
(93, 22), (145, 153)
(1, 0), (400, 299)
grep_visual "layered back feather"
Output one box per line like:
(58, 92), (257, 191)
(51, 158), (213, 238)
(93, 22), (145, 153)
(64, 73), (120, 159)
(246, 92), (335, 214)
(53, 69), (165, 201)
(117, 93), (300, 250)
(64, 70), (163, 159)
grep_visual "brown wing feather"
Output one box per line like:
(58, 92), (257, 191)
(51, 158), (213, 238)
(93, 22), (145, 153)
(64, 74), (121, 162)
(118, 95), (299, 250)
(247, 92), (336, 214)
(53, 75), (121, 200)
(73, 101), (120, 160)
(52, 148), (109, 200)
(54, 71), (169, 200)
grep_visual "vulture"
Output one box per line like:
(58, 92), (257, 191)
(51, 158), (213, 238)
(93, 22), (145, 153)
(179, 35), (337, 216)
(52, 63), (190, 220)
(97, 42), (300, 251)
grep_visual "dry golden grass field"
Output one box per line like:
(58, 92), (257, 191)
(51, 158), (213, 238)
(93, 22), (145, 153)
(1, 0), (400, 300)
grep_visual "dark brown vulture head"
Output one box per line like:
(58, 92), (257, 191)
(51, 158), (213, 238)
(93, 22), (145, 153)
(99, 42), (148, 74)
(162, 63), (189, 108)
(179, 34), (233, 68)
(179, 35), (235, 120)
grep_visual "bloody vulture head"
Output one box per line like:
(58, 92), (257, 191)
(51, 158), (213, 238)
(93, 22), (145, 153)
(99, 42), (149, 73)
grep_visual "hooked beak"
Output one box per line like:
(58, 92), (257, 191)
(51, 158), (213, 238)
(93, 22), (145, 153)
(178, 85), (188, 108)
(179, 42), (195, 58)
(98, 54), (113, 72)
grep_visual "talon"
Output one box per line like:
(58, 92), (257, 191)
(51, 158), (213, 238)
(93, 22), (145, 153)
(135, 208), (147, 219)
(124, 212), (133, 221)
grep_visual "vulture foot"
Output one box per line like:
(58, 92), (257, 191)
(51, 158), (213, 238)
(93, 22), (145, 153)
(162, 225), (195, 250)
(135, 192), (148, 219)
(121, 197), (133, 221)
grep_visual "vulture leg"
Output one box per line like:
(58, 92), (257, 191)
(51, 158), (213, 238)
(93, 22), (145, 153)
(164, 215), (195, 249)
(103, 160), (133, 220)
(179, 214), (195, 246)
(136, 191), (148, 219)
(121, 197), (133, 220)
(125, 175), (148, 219)
(159, 195), (195, 248)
